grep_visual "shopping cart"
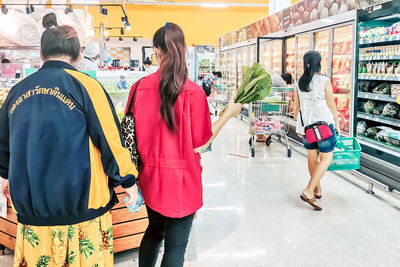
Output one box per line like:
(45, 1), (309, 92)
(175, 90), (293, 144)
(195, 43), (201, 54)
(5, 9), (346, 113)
(248, 87), (294, 158)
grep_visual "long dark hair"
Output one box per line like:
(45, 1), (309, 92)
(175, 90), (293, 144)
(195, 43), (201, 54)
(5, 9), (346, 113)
(153, 23), (188, 131)
(298, 50), (321, 92)
(41, 13), (80, 62)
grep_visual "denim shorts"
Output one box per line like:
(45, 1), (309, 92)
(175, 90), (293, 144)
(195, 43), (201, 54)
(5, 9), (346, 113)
(302, 124), (337, 153)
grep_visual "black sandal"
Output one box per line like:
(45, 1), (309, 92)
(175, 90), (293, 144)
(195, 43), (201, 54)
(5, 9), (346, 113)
(300, 194), (322, 211)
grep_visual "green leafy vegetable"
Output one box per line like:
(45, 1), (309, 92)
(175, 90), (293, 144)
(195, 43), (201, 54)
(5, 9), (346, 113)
(220, 63), (272, 116)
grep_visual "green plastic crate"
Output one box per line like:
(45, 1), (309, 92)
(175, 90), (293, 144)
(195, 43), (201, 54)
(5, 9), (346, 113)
(328, 137), (361, 171)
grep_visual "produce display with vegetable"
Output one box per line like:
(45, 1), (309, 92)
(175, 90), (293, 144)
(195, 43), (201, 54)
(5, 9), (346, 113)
(372, 83), (391, 94)
(364, 100), (376, 114)
(366, 126), (379, 139)
(220, 63), (272, 116)
(382, 103), (399, 118)
(357, 120), (368, 136)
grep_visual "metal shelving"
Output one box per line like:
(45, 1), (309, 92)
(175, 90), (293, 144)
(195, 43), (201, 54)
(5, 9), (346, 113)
(357, 135), (400, 156)
(358, 74), (400, 81)
(357, 112), (400, 128)
(359, 35), (400, 46)
(358, 92), (398, 102)
(359, 55), (400, 61)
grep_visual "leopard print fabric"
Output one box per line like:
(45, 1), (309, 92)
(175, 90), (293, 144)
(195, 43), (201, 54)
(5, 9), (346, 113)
(121, 114), (141, 168)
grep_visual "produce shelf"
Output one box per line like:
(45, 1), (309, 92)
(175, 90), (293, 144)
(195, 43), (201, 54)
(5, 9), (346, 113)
(358, 74), (400, 81)
(359, 35), (400, 46)
(357, 135), (400, 156)
(358, 92), (398, 102)
(359, 55), (400, 61)
(357, 112), (400, 128)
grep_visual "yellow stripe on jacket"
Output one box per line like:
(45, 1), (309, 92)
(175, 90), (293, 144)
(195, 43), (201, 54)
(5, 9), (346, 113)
(64, 69), (138, 179)
(88, 137), (110, 209)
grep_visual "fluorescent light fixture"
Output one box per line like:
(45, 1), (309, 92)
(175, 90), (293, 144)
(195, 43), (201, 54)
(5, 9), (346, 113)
(125, 23), (131, 30)
(104, 30), (109, 36)
(119, 36), (123, 42)
(201, 3), (228, 8)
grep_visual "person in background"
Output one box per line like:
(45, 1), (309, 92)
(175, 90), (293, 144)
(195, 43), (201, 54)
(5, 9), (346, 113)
(78, 41), (100, 71)
(127, 23), (242, 267)
(202, 71), (222, 97)
(0, 13), (138, 266)
(123, 62), (130, 71)
(294, 50), (340, 211)
(141, 57), (158, 74)
(1, 58), (10, 63)
(118, 75), (128, 90)
(281, 73), (293, 86)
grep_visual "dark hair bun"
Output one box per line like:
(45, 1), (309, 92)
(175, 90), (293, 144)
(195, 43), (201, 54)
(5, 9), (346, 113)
(143, 57), (152, 65)
(42, 13), (58, 29)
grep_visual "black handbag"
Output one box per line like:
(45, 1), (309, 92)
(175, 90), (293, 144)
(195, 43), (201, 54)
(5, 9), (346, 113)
(121, 79), (142, 168)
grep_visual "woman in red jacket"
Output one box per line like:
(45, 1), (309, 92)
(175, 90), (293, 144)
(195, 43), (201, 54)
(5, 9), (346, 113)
(126, 23), (242, 267)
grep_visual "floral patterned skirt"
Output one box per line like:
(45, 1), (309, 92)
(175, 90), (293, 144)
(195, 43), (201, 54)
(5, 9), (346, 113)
(14, 212), (113, 267)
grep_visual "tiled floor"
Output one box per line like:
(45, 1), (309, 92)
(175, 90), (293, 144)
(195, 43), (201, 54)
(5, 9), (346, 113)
(1, 118), (400, 267)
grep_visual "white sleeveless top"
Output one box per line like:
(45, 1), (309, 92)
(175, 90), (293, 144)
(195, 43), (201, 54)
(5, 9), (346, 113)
(296, 74), (335, 135)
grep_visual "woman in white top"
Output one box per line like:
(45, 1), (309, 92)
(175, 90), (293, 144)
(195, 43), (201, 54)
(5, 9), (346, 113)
(294, 51), (340, 211)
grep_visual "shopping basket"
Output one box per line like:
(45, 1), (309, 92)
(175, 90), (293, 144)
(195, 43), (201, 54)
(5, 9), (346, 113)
(328, 137), (361, 171)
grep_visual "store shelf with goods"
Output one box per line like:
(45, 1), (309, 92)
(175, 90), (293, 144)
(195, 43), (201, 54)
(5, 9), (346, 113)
(314, 30), (330, 76)
(359, 35), (400, 46)
(358, 92), (398, 102)
(357, 112), (400, 128)
(357, 135), (400, 156)
(358, 74), (400, 81)
(359, 55), (400, 61)
(296, 34), (310, 81)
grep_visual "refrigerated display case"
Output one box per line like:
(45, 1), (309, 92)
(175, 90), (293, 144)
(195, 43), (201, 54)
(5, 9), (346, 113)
(332, 25), (354, 135)
(259, 39), (283, 74)
(354, 2), (400, 190)
(313, 30), (330, 76)
(296, 34), (310, 81)
(285, 37), (296, 77)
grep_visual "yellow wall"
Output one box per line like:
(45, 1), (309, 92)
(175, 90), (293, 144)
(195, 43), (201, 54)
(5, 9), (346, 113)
(89, 2), (269, 46)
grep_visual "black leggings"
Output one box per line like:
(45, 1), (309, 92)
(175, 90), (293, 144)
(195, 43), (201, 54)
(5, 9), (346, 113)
(139, 206), (195, 267)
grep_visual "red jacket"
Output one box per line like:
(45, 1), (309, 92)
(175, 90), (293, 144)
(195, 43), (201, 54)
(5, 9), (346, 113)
(126, 72), (212, 218)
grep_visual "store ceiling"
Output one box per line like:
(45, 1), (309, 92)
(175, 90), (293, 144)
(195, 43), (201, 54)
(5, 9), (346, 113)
(1, 0), (268, 7)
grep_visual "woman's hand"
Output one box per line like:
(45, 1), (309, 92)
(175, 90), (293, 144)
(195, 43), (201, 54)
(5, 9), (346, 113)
(1, 179), (9, 199)
(225, 99), (243, 118)
(297, 133), (303, 138)
(124, 184), (139, 207)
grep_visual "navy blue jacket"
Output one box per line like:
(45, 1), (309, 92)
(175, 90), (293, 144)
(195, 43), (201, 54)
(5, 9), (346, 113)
(0, 61), (137, 226)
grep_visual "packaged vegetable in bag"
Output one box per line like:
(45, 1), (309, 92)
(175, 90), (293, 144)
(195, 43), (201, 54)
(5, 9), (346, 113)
(364, 100), (375, 114)
(372, 83), (391, 94)
(366, 127), (379, 138)
(391, 84), (400, 98)
(372, 103), (385, 115)
(382, 103), (399, 118)
(356, 120), (368, 136)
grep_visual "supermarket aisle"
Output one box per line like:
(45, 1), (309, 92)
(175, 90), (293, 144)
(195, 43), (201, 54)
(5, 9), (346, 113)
(1, 118), (400, 267)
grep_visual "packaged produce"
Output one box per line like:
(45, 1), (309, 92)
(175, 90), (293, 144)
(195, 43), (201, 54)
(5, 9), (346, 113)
(388, 131), (400, 147)
(364, 100), (376, 114)
(356, 120), (368, 135)
(391, 84), (400, 98)
(376, 126), (395, 143)
(382, 103), (399, 118)
(366, 127), (379, 138)
(372, 82), (391, 94)
(372, 103), (385, 115)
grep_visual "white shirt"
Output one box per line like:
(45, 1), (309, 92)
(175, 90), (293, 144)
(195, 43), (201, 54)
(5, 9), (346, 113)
(271, 73), (288, 88)
(147, 65), (158, 74)
(296, 74), (335, 135)
(77, 56), (99, 71)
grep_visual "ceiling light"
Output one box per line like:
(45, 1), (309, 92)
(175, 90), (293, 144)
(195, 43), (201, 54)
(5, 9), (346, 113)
(201, 3), (228, 8)
(119, 36), (123, 42)
(70, 0), (99, 4)
(104, 30), (109, 36)
(120, 28), (124, 35)
(65, 5), (73, 14)
(125, 23), (131, 30)
(1, 5), (8, 15)
(26, 5), (32, 14)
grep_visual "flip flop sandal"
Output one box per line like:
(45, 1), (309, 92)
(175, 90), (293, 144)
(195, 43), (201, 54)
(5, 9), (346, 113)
(300, 194), (322, 211)
(314, 194), (322, 199)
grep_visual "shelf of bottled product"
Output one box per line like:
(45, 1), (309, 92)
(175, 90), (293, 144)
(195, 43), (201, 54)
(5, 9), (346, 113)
(358, 73), (400, 81)
(357, 135), (400, 156)
(357, 112), (400, 128)
(359, 35), (400, 46)
(358, 92), (398, 102)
